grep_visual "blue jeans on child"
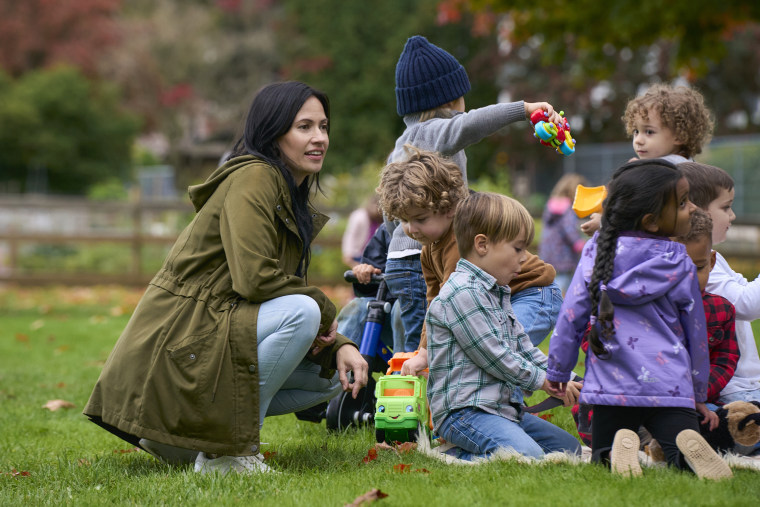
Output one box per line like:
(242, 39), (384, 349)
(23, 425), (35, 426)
(337, 296), (405, 353)
(438, 407), (581, 461)
(256, 294), (343, 424)
(384, 255), (426, 352)
(511, 282), (563, 346)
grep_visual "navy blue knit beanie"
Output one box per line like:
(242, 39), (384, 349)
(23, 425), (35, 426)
(395, 35), (471, 116)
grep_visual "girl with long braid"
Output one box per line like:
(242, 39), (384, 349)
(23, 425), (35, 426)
(546, 159), (732, 480)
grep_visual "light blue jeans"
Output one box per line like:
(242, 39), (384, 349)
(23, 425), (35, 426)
(336, 296), (405, 353)
(384, 256), (426, 352)
(438, 407), (581, 461)
(511, 282), (563, 346)
(256, 295), (343, 424)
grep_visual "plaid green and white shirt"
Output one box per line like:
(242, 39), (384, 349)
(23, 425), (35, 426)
(426, 259), (547, 431)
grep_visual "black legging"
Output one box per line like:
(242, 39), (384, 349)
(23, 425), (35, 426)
(591, 405), (700, 470)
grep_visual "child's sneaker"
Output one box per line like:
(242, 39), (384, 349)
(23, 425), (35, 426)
(676, 429), (733, 480)
(194, 452), (275, 475)
(610, 429), (642, 477)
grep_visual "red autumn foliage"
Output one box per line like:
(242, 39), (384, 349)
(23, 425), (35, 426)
(0, 0), (122, 77)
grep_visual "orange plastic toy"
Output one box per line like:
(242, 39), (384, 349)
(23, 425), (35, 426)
(572, 184), (607, 218)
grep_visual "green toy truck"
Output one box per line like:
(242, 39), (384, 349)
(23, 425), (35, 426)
(374, 374), (428, 444)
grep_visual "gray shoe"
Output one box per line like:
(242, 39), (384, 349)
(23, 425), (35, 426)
(194, 452), (275, 475)
(139, 438), (199, 465)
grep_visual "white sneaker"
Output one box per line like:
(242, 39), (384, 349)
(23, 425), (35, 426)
(194, 452), (275, 475)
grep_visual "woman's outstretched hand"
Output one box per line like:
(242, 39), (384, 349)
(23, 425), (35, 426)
(336, 345), (369, 399)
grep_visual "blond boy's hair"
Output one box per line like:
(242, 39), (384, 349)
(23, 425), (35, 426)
(454, 192), (535, 258)
(417, 105), (457, 123)
(622, 83), (714, 158)
(675, 208), (713, 245)
(377, 145), (468, 221)
(551, 173), (589, 199)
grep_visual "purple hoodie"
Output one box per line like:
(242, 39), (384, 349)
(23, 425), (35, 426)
(547, 231), (709, 408)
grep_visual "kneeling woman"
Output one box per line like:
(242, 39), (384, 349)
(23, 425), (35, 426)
(84, 81), (368, 475)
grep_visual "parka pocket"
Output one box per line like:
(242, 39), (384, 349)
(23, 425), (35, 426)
(167, 327), (219, 403)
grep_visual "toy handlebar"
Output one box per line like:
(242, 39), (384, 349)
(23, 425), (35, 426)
(344, 270), (384, 284)
(529, 109), (576, 156)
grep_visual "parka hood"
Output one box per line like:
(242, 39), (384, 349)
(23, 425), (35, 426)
(188, 155), (261, 211)
(594, 231), (695, 306)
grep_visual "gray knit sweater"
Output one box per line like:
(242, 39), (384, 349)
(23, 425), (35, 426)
(387, 101), (527, 255)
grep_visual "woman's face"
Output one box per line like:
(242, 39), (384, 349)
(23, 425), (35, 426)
(278, 96), (329, 185)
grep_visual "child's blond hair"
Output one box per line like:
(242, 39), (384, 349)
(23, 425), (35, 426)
(454, 192), (535, 258)
(551, 173), (589, 199)
(622, 84), (714, 158)
(377, 145), (468, 221)
(675, 208), (713, 246)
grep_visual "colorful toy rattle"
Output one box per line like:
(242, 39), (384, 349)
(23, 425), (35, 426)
(529, 109), (576, 155)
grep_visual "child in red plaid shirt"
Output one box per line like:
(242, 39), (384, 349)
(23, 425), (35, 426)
(573, 209), (740, 449)
(678, 209), (739, 404)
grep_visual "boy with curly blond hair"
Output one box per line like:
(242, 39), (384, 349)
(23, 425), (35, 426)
(623, 83), (714, 163)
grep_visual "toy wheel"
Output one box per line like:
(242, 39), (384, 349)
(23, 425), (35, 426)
(325, 377), (376, 431)
(375, 428), (386, 443)
(407, 427), (418, 443)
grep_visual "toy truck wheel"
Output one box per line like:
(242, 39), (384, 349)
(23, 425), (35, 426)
(407, 427), (418, 443)
(376, 428), (386, 443)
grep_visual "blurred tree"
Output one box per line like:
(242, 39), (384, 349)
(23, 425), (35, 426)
(277, 0), (513, 187)
(0, 66), (140, 194)
(98, 0), (281, 167)
(0, 0), (122, 77)
(448, 0), (760, 75)
(433, 1), (760, 194)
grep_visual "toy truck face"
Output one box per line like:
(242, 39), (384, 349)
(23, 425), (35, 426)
(374, 376), (427, 431)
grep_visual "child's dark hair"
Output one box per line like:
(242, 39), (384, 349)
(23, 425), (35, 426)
(675, 208), (712, 246)
(678, 162), (734, 209)
(588, 159), (683, 357)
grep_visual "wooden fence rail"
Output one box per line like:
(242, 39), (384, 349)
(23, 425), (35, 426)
(0, 195), (346, 287)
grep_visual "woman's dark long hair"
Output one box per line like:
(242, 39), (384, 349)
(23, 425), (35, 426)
(588, 159), (682, 357)
(229, 81), (330, 277)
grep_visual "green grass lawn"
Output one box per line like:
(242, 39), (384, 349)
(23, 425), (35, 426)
(1, 287), (759, 506)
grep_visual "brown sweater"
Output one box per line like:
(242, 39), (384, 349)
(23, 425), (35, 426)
(418, 224), (556, 349)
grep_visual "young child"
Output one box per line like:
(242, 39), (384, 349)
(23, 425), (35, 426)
(425, 191), (581, 461)
(547, 159), (732, 479)
(680, 162), (760, 455)
(581, 84), (714, 236)
(539, 173), (588, 293)
(386, 34), (561, 356)
(573, 210), (744, 455)
(676, 209), (740, 406)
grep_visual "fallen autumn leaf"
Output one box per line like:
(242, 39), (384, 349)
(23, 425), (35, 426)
(345, 488), (388, 506)
(42, 399), (75, 411)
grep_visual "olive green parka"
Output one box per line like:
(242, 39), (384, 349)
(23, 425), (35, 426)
(84, 155), (354, 456)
